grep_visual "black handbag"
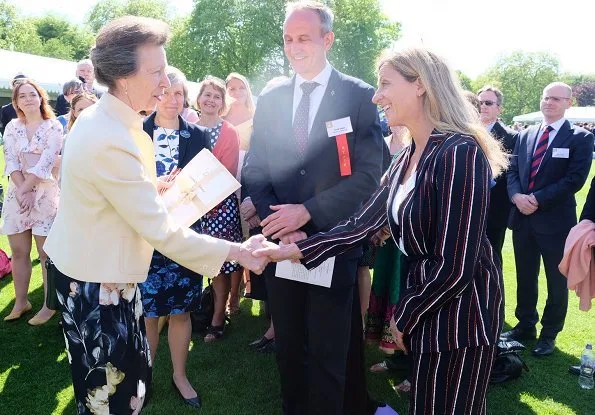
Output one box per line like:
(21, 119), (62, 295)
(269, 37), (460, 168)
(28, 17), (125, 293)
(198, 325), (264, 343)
(190, 279), (214, 333)
(45, 259), (60, 311)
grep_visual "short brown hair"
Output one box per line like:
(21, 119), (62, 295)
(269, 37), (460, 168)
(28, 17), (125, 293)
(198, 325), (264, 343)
(463, 90), (481, 113)
(12, 79), (55, 121)
(477, 85), (504, 106)
(67, 92), (98, 131)
(91, 16), (170, 90)
(197, 76), (227, 116)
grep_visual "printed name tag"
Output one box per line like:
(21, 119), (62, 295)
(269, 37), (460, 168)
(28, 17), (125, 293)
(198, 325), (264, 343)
(552, 148), (569, 159)
(326, 117), (353, 137)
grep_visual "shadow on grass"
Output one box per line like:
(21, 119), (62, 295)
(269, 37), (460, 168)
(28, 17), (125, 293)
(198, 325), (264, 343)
(0, 275), (76, 415)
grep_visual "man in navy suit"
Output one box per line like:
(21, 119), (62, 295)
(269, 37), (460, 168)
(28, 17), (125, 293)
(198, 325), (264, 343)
(503, 82), (593, 356)
(477, 85), (517, 268)
(243, 2), (383, 414)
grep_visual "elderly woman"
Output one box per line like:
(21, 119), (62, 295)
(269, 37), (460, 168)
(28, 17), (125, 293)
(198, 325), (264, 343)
(43, 17), (267, 415)
(139, 66), (210, 408)
(1, 79), (63, 325)
(256, 48), (507, 415)
(223, 72), (255, 315)
(56, 79), (84, 132)
(195, 76), (242, 342)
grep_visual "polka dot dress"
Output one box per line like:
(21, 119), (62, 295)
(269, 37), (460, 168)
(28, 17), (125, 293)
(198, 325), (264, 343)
(200, 122), (242, 275)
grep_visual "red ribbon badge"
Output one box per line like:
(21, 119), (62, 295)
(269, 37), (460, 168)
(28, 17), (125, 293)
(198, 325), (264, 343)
(336, 134), (352, 176)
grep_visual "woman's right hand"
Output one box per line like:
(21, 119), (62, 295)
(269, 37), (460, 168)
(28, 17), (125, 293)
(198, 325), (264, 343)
(17, 190), (35, 213)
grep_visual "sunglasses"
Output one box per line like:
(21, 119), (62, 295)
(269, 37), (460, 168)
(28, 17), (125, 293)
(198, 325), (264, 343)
(479, 100), (498, 107)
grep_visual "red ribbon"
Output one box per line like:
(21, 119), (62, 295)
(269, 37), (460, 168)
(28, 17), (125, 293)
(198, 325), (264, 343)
(335, 134), (351, 176)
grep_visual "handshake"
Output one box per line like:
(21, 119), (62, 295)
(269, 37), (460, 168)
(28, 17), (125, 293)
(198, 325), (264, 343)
(227, 235), (303, 275)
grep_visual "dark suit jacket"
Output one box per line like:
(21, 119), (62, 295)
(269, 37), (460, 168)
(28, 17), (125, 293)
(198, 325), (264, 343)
(488, 121), (517, 225)
(54, 94), (70, 117)
(296, 132), (503, 353)
(243, 69), (384, 287)
(0, 103), (17, 135)
(143, 112), (211, 170)
(507, 120), (593, 234)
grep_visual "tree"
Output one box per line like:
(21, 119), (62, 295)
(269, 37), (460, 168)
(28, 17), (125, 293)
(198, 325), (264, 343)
(456, 70), (473, 92)
(32, 15), (95, 60)
(572, 82), (595, 107)
(86, 0), (170, 33)
(473, 51), (559, 123)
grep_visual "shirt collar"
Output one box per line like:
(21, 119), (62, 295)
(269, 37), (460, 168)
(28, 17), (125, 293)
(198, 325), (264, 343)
(295, 61), (333, 89)
(99, 92), (144, 130)
(542, 117), (566, 132)
(487, 121), (496, 132)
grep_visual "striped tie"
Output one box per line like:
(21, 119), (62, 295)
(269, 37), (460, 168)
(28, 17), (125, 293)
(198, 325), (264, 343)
(528, 125), (553, 191)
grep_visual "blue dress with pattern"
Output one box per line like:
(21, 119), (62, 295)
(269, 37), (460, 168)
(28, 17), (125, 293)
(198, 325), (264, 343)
(139, 126), (203, 317)
(200, 122), (242, 275)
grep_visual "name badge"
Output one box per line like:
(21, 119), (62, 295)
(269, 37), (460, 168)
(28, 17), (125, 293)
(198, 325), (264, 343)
(326, 117), (353, 137)
(552, 148), (569, 159)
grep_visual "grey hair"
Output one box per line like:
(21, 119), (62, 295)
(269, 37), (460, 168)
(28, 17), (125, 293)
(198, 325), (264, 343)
(90, 16), (170, 90)
(77, 59), (93, 68)
(477, 85), (504, 106)
(285, 1), (334, 33)
(62, 78), (83, 95)
(166, 66), (189, 106)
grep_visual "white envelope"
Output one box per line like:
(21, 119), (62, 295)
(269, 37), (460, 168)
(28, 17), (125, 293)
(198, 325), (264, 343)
(161, 149), (241, 227)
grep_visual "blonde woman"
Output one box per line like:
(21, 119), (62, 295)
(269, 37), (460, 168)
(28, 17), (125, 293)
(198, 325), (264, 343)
(66, 93), (98, 133)
(256, 47), (507, 414)
(1, 79), (63, 325)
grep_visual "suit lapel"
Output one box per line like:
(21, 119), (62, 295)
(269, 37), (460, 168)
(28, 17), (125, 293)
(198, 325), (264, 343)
(177, 115), (191, 166)
(524, 125), (540, 170)
(309, 69), (340, 141)
(535, 120), (573, 174)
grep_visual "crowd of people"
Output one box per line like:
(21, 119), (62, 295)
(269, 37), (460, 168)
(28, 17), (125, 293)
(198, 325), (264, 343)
(0, 1), (594, 415)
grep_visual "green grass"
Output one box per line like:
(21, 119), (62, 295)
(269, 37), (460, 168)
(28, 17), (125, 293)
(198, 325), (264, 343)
(0, 151), (594, 414)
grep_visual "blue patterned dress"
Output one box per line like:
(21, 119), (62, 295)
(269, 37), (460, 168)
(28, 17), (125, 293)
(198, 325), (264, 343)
(138, 126), (203, 317)
(200, 122), (242, 275)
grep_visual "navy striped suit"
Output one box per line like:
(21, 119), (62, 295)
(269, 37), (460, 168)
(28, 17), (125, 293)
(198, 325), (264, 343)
(296, 132), (504, 414)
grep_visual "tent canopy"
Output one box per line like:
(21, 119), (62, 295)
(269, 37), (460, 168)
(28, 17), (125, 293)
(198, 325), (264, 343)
(513, 107), (595, 123)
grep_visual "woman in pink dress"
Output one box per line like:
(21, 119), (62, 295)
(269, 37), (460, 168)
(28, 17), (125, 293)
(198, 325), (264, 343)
(1, 79), (63, 325)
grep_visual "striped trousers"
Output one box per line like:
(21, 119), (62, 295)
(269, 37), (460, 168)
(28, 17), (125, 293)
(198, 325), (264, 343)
(409, 345), (496, 415)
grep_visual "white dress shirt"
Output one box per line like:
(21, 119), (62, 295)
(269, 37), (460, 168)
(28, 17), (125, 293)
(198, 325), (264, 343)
(292, 61), (333, 134)
(533, 118), (566, 153)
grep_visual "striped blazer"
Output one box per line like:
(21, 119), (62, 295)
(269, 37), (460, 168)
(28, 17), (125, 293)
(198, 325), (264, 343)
(296, 132), (504, 353)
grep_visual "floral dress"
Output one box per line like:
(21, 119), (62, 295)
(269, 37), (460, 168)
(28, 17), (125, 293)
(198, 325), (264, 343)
(200, 122), (242, 275)
(139, 126), (204, 317)
(0, 118), (63, 236)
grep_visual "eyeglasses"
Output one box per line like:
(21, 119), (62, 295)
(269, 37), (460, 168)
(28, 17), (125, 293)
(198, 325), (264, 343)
(479, 100), (498, 107)
(541, 96), (571, 103)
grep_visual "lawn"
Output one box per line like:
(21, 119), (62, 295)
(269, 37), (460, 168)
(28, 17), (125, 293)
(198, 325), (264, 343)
(0, 153), (594, 415)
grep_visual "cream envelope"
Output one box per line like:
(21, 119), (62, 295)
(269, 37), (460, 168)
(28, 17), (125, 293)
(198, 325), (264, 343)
(161, 149), (241, 227)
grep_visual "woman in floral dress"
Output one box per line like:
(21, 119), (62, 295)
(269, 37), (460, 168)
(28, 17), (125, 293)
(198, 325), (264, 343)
(1, 79), (63, 325)
(139, 67), (210, 409)
(196, 76), (242, 342)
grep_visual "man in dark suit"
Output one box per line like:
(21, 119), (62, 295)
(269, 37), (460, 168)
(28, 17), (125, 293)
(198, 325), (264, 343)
(503, 82), (593, 356)
(243, 3), (383, 414)
(0, 73), (27, 135)
(55, 59), (103, 116)
(477, 85), (517, 267)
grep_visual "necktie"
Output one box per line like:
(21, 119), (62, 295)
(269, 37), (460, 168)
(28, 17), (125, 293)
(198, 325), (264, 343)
(528, 125), (554, 191)
(293, 81), (320, 156)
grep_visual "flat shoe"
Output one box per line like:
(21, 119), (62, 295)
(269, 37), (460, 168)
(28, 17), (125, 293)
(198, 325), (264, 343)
(249, 336), (274, 349)
(171, 379), (201, 409)
(27, 310), (56, 326)
(4, 302), (32, 321)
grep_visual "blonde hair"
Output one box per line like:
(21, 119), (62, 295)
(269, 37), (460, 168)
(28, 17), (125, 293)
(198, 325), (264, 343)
(197, 75), (227, 116)
(378, 48), (508, 177)
(67, 92), (98, 131)
(225, 72), (255, 115)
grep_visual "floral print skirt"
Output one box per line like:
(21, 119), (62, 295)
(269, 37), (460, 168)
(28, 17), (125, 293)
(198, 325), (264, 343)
(54, 264), (152, 415)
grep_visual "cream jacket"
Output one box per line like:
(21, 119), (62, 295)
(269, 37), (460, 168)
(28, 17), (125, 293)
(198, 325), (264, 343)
(44, 93), (229, 283)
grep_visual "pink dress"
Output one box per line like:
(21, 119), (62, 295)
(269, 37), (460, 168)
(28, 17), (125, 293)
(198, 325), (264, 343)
(0, 118), (63, 236)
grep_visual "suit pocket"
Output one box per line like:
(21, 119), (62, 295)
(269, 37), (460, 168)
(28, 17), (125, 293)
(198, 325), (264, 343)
(119, 237), (150, 275)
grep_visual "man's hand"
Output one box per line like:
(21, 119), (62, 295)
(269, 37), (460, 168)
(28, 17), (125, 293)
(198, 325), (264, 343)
(261, 204), (311, 240)
(240, 198), (261, 229)
(512, 193), (538, 215)
(280, 230), (307, 245)
(389, 318), (408, 355)
(229, 235), (270, 274)
(252, 240), (304, 263)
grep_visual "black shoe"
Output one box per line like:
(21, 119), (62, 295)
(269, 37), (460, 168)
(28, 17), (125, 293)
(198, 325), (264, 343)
(249, 336), (273, 349)
(172, 379), (201, 409)
(532, 338), (555, 357)
(258, 339), (276, 353)
(569, 365), (581, 376)
(500, 326), (537, 342)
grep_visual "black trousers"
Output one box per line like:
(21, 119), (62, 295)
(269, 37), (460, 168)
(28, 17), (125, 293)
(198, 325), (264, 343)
(512, 221), (569, 339)
(486, 215), (507, 269)
(410, 345), (496, 415)
(266, 259), (357, 415)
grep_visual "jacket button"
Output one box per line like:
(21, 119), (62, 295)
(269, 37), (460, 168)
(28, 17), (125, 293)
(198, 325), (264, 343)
(300, 169), (306, 176)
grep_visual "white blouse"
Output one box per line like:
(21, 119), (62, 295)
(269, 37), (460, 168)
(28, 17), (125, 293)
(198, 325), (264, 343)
(391, 166), (416, 255)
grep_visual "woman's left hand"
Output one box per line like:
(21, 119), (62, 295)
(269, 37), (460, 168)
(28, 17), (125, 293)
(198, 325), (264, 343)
(17, 190), (35, 213)
(157, 168), (180, 195)
(390, 317), (408, 354)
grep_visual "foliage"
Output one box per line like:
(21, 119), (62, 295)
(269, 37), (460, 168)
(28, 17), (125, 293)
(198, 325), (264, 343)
(456, 70), (474, 92)
(571, 82), (595, 107)
(86, 0), (171, 33)
(473, 51), (559, 123)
